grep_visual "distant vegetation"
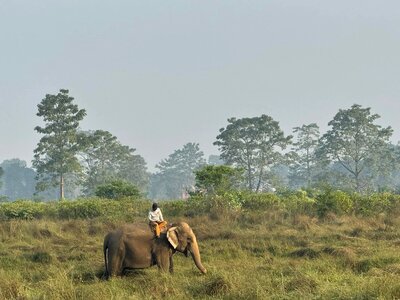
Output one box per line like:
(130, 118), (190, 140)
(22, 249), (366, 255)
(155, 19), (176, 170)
(0, 188), (399, 221)
(1, 90), (400, 201)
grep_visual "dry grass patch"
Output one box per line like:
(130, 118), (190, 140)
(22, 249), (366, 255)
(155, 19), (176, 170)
(322, 246), (357, 268)
(199, 273), (232, 297)
(292, 214), (317, 231)
(285, 274), (318, 293)
(289, 247), (320, 259)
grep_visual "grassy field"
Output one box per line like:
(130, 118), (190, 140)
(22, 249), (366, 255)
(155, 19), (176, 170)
(0, 206), (399, 299)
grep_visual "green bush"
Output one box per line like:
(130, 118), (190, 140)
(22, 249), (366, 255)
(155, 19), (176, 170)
(57, 199), (104, 219)
(0, 198), (150, 221)
(195, 165), (244, 194)
(162, 200), (189, 217)
(0, 190), (399, 221)
(315, 189), (353, 217)
(283, 190), (316, 215)
(0, 200), (50, 220)
(241, 192), (282, 210)
(95, 180), (140, 199)
(353, 192), (400, 216)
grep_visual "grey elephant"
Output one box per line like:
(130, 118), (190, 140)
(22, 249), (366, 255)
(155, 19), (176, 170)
(103, 221), (207, 278)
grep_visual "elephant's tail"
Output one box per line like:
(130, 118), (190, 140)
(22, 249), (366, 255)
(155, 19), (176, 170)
(103, 234), (110, 279)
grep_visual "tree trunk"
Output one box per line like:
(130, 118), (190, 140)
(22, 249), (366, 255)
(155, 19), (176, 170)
(60, 174), (64, 200)
(256, 166), (264, 192)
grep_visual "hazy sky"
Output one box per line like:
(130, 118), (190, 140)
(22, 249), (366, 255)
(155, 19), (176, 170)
(1, 1), (399, 172)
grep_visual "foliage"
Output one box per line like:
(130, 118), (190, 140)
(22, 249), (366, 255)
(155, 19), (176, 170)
(94, 180), (141, 199)
(0, 159), (36, 200)
(149, 143), (206, 199)
(0, 200), (50, 220)
(283, 190), (316, 215)
(289, 123), (320, 189)
(352, 192), (400, 216)
(33, 89), (87, 199)
(0, 198), (149, 220)
(214, 115), (292, 192)
(195, 165), (244, 194)
(1, 190), (399, 221)
(317, 104), (393, 192)
(315, 188), (353, 217)
(240, 192), (282, 210)
(79, 130), (149, 195)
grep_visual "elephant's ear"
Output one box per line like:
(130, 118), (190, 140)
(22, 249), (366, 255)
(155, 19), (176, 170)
(167, 227), (178, 249)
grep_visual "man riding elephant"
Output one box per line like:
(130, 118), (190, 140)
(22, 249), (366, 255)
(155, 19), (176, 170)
(148, 202), (168, 238)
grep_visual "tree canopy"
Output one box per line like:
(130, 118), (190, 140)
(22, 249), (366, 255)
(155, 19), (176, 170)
(195, 165), (244, 194)
(33, 89), (86, 199)
(289, 123), (320, 188)
(149, 143), (206, 199)
(79, 130), (149, 195)
(317, 104), (393, 191)
(214, 115), (292, 191)
(95, 179), (141, 199)
(0, 159), (36, 200)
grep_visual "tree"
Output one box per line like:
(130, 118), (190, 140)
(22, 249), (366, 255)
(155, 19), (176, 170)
(195, 165), (244, 194)
(33, 89), (86, 199)
(317, 104), (393, 191)
(95, 179), (141, 199)
(0, 159), (36, 200)
(289, 123), (320, 188)
(79, 130), (149, 195)
(363, 142), (400, 192)
(149, 143), (206, 199)
(214, 115), (292, 191)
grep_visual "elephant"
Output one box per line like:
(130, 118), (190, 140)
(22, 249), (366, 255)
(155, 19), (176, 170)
(102, 221), (207, 278)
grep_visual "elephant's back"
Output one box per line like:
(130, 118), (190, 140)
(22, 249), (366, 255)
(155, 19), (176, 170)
(120, 223), (153, 239)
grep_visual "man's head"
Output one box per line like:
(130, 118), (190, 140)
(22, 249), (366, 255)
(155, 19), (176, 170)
(152, 202), (158, 211)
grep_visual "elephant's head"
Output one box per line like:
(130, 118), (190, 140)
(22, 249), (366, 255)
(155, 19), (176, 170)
(167, 222), (207, 274)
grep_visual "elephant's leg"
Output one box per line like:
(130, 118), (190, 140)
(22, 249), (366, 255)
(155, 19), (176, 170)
(107, 244), (124, 277)
(156, 252), (170, 272)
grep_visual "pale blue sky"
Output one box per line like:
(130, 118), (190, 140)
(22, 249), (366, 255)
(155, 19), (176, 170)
(1, 1), (399, 171)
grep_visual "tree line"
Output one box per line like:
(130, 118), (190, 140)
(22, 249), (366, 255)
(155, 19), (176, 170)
(1, 89), (400, 201)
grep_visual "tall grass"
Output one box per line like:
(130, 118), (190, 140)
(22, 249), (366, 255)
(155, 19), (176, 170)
(0, 193), (399, 299)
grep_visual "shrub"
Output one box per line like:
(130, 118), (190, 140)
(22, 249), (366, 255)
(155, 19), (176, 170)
(195, 165), (244, 194)
(316, 189), (353, 217)
(57, 199), (104, 219)
(284, 190), (316, 215)
(0, 200), (49, 220)
(350, 192), (400, 216)
(241, 192), (282, 210)
(162, 200), (189, 217)
(95, 180), (140, 199)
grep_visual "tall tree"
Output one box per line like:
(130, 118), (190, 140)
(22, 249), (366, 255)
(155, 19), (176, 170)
(79, 130), (149, 195)
(214, 115), (292, 191)
(0, 159), (36, 200)
(364, 142), (400, 191)
(317, 104), (392, 191)
(149, 143), (206, 199)
(33, 89), (86, 199)
(289, 123), (320, 188)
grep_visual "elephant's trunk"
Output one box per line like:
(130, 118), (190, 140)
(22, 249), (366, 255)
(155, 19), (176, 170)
(189, 232), (207, 274)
